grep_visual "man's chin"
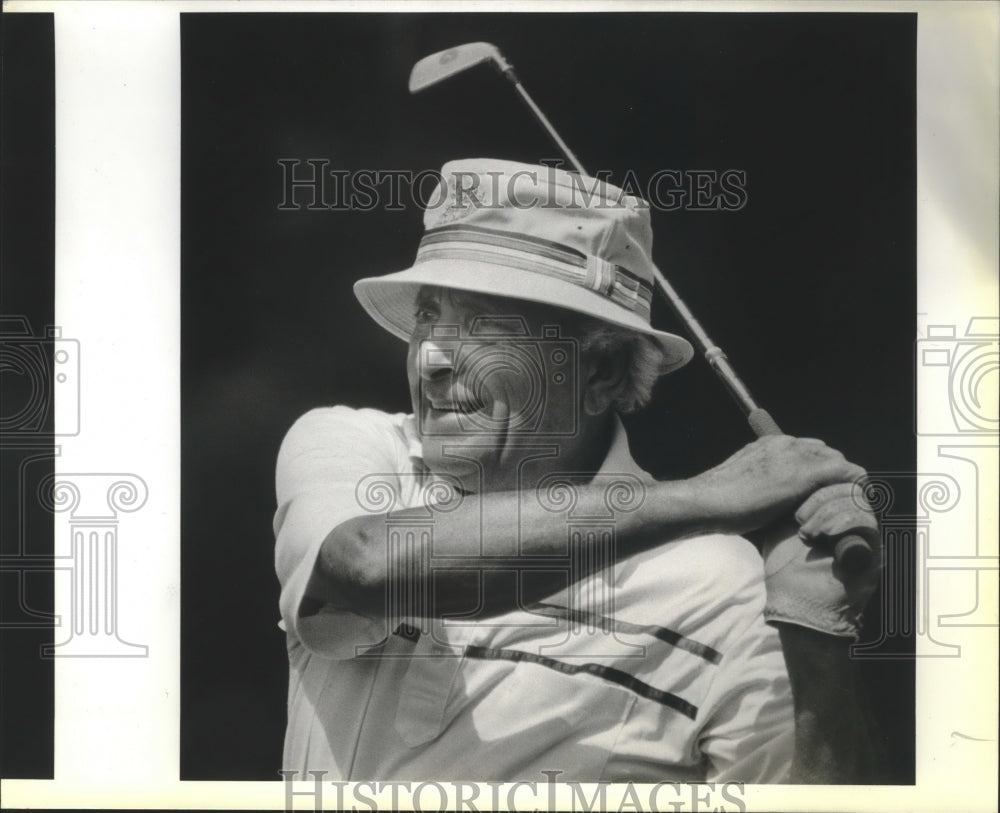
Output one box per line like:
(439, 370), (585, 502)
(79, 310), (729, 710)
(422, 456), (483, 495)
(419, 435), (509, 495)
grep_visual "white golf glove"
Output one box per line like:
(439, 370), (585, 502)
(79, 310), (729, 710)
(760, 482), (883, 640)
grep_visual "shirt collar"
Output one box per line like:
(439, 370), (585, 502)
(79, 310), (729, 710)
(402, 413), (424, 460)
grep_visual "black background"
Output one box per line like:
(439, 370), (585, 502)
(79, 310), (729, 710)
(1, 12), (56, 779)
(181, 12), (916, 781)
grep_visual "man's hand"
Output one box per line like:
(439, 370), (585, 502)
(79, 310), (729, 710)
(685, 436), (881, 638)
(688, 435), (868, 536)
(760, 479), (882, 640)
(795, 482), (879, 545)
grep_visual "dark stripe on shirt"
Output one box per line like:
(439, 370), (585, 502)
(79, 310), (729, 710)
(527, 603), (723, 665)
(464, 644), (699, 720)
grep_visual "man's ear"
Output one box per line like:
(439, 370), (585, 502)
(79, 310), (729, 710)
(582, 348), (628, 416)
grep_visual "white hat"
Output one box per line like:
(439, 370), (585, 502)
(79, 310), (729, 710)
(354, 158), (694, 374)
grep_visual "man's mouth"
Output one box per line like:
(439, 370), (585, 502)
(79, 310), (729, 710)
(427, 397), (488, 414)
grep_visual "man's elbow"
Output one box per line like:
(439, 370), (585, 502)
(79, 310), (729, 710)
(310, 516), (388, 613)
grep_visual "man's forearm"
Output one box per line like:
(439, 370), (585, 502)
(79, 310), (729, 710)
(776, 623), (877, 783)
(307, 479), (715, 615)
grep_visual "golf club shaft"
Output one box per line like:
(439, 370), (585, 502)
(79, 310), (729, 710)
(648, 234), (871, 570)
(504, 64), (873, 571)
(501, 62), (783, 427)
(500, 68), (588, 176)
(498, 61), (796, 429)
(424, 45), (873, 570)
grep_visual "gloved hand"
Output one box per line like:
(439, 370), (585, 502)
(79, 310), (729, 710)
(760, 481), (883, 640)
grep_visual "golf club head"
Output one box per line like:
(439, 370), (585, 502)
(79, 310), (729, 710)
(409, 42), (510, 93)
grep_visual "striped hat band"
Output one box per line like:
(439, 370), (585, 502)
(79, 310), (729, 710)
(416, 224), (654, 321)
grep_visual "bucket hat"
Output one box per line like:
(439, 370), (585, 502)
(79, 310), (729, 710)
(354, 158), (694, 374)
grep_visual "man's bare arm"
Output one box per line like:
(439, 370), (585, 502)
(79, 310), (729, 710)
(307, 477), (709, 615)
(777, 625), (878, 783)
(306, 436), (866, 617)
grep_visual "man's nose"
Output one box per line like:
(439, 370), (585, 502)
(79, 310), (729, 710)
(418, 339), (455, 384)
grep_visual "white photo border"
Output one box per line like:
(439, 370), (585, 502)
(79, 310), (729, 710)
(1, 1), (996, 810)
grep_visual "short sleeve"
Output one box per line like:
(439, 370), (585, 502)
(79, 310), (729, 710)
(273, 406), (406, 660)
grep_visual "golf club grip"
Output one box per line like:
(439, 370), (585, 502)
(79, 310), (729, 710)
(747, 407), (782, 438)
(746, 408), (873, 571)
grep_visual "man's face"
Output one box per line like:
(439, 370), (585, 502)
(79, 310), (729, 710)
(406, 286), (583, 493)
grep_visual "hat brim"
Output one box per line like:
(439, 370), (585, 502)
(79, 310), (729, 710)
(353, 259), (694, 375)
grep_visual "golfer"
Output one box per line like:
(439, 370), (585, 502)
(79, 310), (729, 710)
(274, 159), (881, 782)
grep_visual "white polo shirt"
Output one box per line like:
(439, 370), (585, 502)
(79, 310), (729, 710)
(274, 406), (793, 782)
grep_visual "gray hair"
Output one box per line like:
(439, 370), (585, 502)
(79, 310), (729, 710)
(423, 287), (671, 414)
(572, 315), (672, 414)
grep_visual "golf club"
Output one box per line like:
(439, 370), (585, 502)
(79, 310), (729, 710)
(408, 43), (873, 572)
(409, 42), (588, 176)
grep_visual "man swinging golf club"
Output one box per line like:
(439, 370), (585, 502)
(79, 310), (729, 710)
(274, 159), (882, 783)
